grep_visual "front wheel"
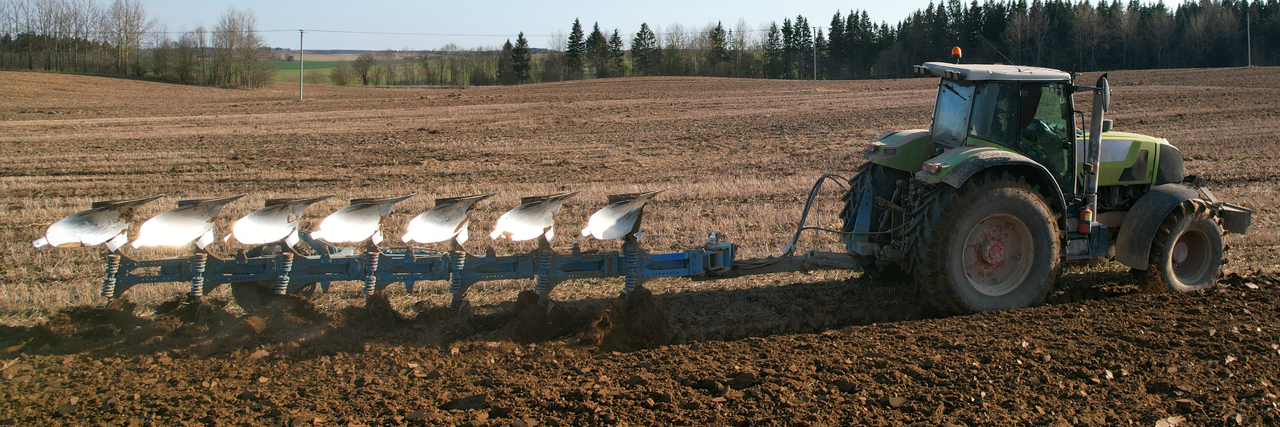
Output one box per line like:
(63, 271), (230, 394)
(909, 172), (1060, 313)
(1150, 200), (1223, 292)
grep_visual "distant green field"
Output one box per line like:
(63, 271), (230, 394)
(274, 60), (340, 84)
(274, 60), (338, 71)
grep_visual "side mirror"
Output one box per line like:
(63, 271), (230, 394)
(1101, 119), (1113, 133)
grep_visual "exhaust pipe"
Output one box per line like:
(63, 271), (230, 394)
(1082, 74), (1109, 236)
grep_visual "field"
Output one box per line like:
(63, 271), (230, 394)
(273, 60), (340, 84)
(275, 60), (340, 72)
(1, 68), (1279, 425)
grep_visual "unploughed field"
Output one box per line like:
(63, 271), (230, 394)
(273, 61), (340, 85)
(0, 69), (1279, 426)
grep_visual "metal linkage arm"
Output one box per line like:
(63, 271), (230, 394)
(103, 242), (744, 304)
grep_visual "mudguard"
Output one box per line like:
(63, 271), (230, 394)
(925, 148), (1069, 228)
(1114, 184), (1200, 270)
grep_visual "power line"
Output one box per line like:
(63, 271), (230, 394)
(139, 26), (825, 38)
(304, 29), (555, 38)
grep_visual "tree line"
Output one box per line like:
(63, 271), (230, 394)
(362, 0), (1277, 87)
(533, 0), (1276, 82)
(3, 0), (1277, 88)
(1, 0), (272, 87)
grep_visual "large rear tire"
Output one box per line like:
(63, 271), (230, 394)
(841, 162), (911, 280)
(908, 172), (1060, 313)
(1150, 200), (1223, 292)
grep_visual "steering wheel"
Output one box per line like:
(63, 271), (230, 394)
(1019, 120), (1054, 162)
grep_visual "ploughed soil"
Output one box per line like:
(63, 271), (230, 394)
(2, 272), (1279, 426)
(2, 68), (1279, 425)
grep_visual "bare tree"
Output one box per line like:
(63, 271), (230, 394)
(173, 26), (203, 84)
(539, 29), (565, 82)
(731, 18), (749, 76)
(148, 21), (172, 78)
(374, 49), (395, 85)
(1074, 2), (1099, 70)
(104, 0), (154, 75)
(66, 0), (100, 72)
(663, 23), (686, 50)
(211, 7), (270, 87)
(1003, 11), (1030, 65)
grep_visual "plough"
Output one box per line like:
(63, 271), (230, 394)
(32, 187), (858, 311)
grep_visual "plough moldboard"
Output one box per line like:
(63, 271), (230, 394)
(32, 188), (858, 311)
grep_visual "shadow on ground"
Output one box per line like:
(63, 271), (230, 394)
(3, 267), (1273, 360)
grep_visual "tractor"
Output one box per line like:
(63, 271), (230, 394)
(841, 60), (1253, 313)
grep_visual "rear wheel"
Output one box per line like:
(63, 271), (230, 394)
(908, 172), (1060, 313)
(1150, 200), (1223, 292)
(841, 162), (911, 280)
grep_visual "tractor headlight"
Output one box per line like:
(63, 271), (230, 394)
(862, 142), (885, 154)
(921, 161), (949, 174)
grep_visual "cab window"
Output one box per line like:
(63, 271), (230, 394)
(1017, 82), (1071, 178)
(931, 80), (976, 147)
(969, 82), (1018, 145)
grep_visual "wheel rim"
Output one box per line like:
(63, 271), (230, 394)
(962, 213), (1035, 296)
(1171, 228), (1212, 285)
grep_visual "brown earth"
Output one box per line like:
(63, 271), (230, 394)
(1, 68), (1279, 425)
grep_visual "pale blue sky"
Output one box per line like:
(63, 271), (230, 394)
(145, 1), (927, 51)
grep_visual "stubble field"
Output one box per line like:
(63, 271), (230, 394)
(1, 68), (1278, 426)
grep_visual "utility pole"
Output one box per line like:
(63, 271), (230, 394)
(299, 29), (305, 101)
(1247, 12), (1252, 67)
(812, 26), (817, 91)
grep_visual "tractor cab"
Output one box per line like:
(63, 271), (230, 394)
(916, 62), (1077, 198)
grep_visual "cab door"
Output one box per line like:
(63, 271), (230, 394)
(1016, 82), (1075, 199)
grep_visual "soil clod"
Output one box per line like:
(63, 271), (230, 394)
(585, 287), (670, 352)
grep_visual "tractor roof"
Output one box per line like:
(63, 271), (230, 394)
(915, 62), (1072, 82)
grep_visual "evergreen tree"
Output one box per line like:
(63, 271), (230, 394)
(814, 29), (827, 79)
(587, 23), (610, 77)
(795, 15), (813, 79)
(631, 23), (658, 76)
(827, 11), (847, 78)
(512, 32), (531, 83)
(764, 22), (784, 79)
(608, 30), (625, 75)
(566, 19), (586, 79)
(498, 40), (515, 85)
(707, 21), (729, 75)
(781, 18), (795, 78)
(847, 12), (863, 75)
(849, 10), (877, 77)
